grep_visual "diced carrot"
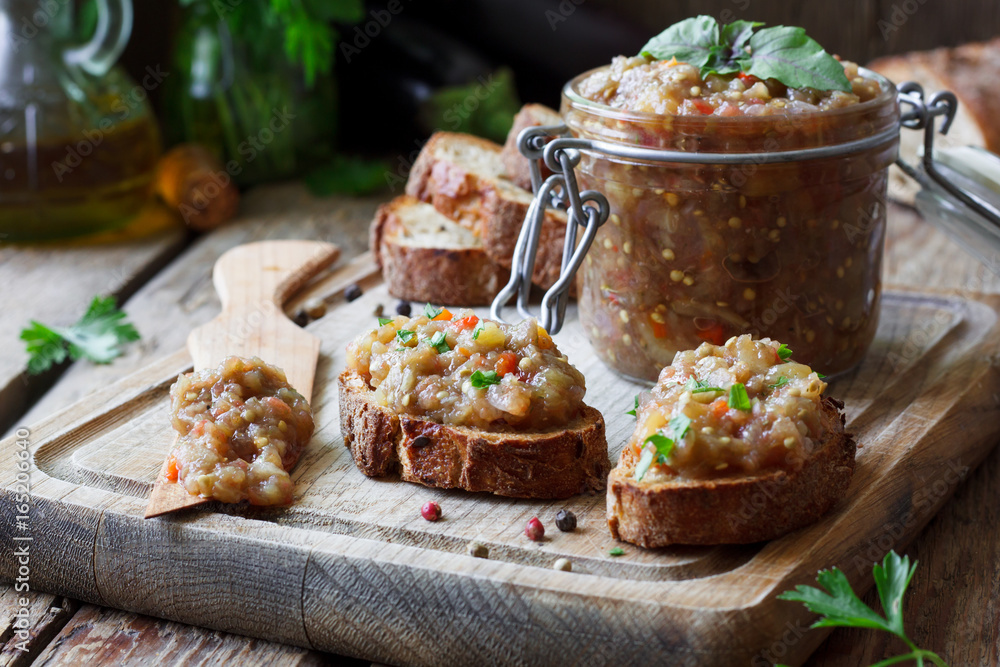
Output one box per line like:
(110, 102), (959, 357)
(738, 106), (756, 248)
(495, 352), (519, 377)
(166, 456), (179, 482)
(458, 346), (472, 357)
(432, 308), (453, 321)
(649, 314), (669, 339)
(452, 314), (479, 332)
(711, 398), (729, 420)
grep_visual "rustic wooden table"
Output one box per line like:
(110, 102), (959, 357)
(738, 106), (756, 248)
(1, 183), (997, 666)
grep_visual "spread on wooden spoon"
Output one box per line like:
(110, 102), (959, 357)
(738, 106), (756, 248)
(167, 356), (314, 505)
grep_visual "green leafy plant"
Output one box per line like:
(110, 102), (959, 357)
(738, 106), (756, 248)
(20, 296), (140, 374)
(778, 551), (948, 667)
(639, 16), (851, 92)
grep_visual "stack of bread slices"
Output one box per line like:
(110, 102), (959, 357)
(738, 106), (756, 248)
(370, 104), (567, 306)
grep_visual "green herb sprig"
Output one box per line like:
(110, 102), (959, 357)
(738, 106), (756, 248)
(20, 296), (140, 375)
(639, 16), (851, 92)
(778, 551), (948, 667)
(470, 370), (501, 388)
(728, 383), (752, 411)
(635, 414), (692, 481)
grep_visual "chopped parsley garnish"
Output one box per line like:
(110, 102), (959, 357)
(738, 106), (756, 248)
(429, 330), (450, 353)
(639, 16), (851, 92)
(635, 415), (691, 481)
(777, 343), (793, 361)
(817, 372), (827, 379)
(20, 295), (140, 375)
(770, 376), (790, 390)
(396, 329), (416, 343)
(627, 394), (639, 417)
(728, 383), (752, 411)
(684, 376), (724, 394)
(608, 547), (625, 557)
(377, 317), (392, 326)
(470, 370), (501, 388)
(423, 303), (443, 319)
(472, 320), (486, 339)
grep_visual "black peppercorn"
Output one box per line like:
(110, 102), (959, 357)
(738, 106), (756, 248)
(555, 509), (577, 532)
(344, 283), (363, 302)
(396, 300), (412, 316)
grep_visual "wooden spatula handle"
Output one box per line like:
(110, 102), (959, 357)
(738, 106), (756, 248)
(187, 240), (339, 398)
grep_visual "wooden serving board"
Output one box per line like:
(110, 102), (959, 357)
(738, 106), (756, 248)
(2, 258), (999, 666)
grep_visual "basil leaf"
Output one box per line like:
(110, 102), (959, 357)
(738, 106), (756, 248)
(470, 370), (501, 388)
(396, 329), (415, 343)
(634, 446), (656, 482)
(472, 320), (485, 340)
(721, 19), (762, 53)
(627, 394), (639, 417)
(423, 303), (443, 319)
(377, 317), (392, 326)
(778, 343), (793, 361)
(429, 330), (450, 353)
(740, 26), (851, 92)
(728, 383), (752, 411)
(639, 15), (720, 68)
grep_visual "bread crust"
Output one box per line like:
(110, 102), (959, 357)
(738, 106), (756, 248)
(339, 370), (610, 499)
(501, 103), (563, 191)
(405, 131), (568, 289)
(370, 196), (508, 307)
(607, 397), (855, 547)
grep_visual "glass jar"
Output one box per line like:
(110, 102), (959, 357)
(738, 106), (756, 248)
(562, 68), (900, 382)
(0, 0), (161, 241)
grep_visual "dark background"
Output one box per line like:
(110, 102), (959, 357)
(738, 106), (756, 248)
(122, 0), (1000, 153)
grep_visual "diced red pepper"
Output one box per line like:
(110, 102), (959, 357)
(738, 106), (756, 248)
(648, 313), (669, 339)
(691, 98), (714, 115)
(452, 314), (479, 332)
(697, 323), (726, 346)
(711, 398), (729, 420)
(432, 308), (453, 321)
(737, 72), (759, 86)
(166, 455), (179, 482)
(495, 352), (519, 377)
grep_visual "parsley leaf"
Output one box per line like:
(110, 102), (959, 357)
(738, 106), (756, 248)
(423, 303), (443, 319)
(20, 296), (140, 375)
(817, 372), (827, 379)
(638, 17), (850, 92)
(626, 395), (639, 417)
(396, 329), (416, 343)
(472, 320), (486, 340)
(728, 383), (752, 411)
(609, 547), (625, 557)
(377, 317), (392, 326)
(771, 376), (790, 390)
(778, 551), (945, 666)
(470, 370), (501, 388)
(635, 415), (691, 481)
(777, 343), (793, 361)
(684, 376), (724, 394)
(429, 330), (450, 354)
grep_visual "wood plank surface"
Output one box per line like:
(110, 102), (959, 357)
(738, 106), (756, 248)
(2, 268), (998, 665)
(0, 212), (187, 435)
(2, 191), (999, 666)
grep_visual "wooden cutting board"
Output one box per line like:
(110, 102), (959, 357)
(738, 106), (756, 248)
(2, 255), (999, 666)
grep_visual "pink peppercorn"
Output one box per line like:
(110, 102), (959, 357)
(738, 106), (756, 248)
(525, 517), (545, 541)
(421, 501), (441, 521)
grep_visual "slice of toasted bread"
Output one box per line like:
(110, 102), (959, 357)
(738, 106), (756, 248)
(607, 397), (855, 547)
(338, 369), (610, 499)
(370, 195), (508, 307)
(501, 103), (563, 191)
(868, 38), (1000, 205)
(405, 131), (567, 289)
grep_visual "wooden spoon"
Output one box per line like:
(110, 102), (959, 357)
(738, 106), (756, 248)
(144, 240), (340, 518)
